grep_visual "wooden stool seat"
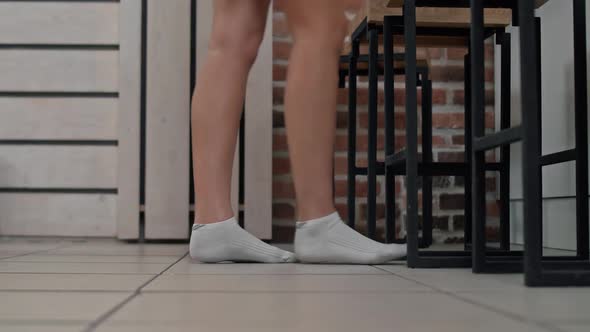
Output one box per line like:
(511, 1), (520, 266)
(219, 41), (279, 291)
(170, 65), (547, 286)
(350, 0), (513, 35)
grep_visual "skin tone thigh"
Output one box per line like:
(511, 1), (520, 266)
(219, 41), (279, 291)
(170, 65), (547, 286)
(191, 0), (270, 224)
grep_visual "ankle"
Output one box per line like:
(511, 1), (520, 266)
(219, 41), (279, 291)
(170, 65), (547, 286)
(194, 212), (234, 225)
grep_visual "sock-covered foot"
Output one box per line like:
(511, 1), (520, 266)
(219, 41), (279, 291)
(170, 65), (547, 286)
(189, 217), (295, 263)
(294, 212), (406, 264)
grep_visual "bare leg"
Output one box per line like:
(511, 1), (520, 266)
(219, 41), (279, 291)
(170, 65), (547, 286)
(283, 0), (406, 264)
(190, 0), (294, 263)
(282, 0), (362, 221)
(192, 0), (269, 224)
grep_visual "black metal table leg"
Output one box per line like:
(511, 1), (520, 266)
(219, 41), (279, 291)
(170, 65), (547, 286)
(383, 17), (397, 243)
(573, 0), (590, 261)
(464, 51), (473, 251)
(367, 27), (379, 239)
(470, 0), (488, 273)
(403, 0), (420, 267)
(347, 41), (360, 229)
(421, 73), (433, 247)
(498, 31), (511, 251)
(519, 0), (543, 285)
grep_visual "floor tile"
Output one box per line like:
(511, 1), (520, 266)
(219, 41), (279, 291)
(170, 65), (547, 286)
(4, 254), (181, 264)
(375, 265), (525, 291)
(457, 288), (590, 323)
(45, 241), (187, 256)
(0, 273), (152, 291)
(0, 262), (169, 274)
(0, 291), (129, 321)
(166, 257), (387, 275)
(96, 320), (542, 332)
(106, 292), (540, 331)
(0, 322), (86, 332)
(553, 323), (590, 332)
(143, 273), (428, 292)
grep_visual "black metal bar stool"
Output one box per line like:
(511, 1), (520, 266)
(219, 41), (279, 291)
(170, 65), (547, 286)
(469, 0), (590, 286)
(338, 4), (433, 245)
(386, 1), (511, 268)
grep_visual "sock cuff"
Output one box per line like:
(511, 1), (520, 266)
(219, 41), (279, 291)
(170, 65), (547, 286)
(193, 216), (236, 231)
(296, 211), (340, 227)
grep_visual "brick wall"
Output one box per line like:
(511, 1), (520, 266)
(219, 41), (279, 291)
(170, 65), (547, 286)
(271, 8), (499, 243)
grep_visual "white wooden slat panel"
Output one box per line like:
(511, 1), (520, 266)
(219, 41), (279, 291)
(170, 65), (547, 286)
(510, 198), (590, 251)
(0, 50), (118, 92)
(0, 194), (116, 236)
(0, 98), (117, 140)
(0, 146), (117, 188)
(0, 2), (118, 45)
(195, 0), (240, 218)
(244, 8), (273, 239)
(117, 0), (142, 240)
(145, 0), (191, 239)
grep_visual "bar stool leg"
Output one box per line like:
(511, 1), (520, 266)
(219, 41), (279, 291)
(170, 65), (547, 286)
(383, 17), (397, 243)
(422, 74), (433, 247)
(347, 41), (360, 229)
(403, 0), (419, 266)
(518, 0), (543, 285)
(573, 0), (589, 260)
(367, 28), (379, 239)
(464, 52), (473, 251)
(470, 0), (487, 273)
(499, 32), (512, 251)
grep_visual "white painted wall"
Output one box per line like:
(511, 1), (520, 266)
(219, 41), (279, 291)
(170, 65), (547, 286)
(496, 0), (590, 250)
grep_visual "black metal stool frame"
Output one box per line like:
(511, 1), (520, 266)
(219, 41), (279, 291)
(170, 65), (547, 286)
(392, 5), (510, 268)
(340, 38), (432, 247)
(470, 0), (590, 286)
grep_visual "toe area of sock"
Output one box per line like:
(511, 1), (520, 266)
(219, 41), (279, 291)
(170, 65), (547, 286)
(281, 252), (297, 263)
(380, 244), (407, 262)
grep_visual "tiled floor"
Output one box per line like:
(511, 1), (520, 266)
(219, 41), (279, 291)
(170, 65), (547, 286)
(1, 238), (589, 332)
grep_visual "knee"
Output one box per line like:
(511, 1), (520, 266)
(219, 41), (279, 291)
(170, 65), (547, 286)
(208, 22), (265, 65)
(292, 17), (349, 54)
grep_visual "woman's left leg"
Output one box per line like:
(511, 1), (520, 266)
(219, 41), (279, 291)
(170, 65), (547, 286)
(281, 0), (406, 264)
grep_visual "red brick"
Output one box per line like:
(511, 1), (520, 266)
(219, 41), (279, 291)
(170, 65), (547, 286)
(417, 47), (443, 59)
(273, 156), (291, 175)
(273, 64), (287, 82)
(440, 193), (465, 210)
(447, 48), (468, 60)
(487, 200), (500, 217)
(432, 113), (465, 129)
(430, 65), (465, 82)
(334, 180), (381, 197)
(358, 111), (406, 129)
(272, 132), (288, 151)
(453, 90), (495, 106)
(273, 40), (291, 61)
(452, 135), (465, 145)
(273, 86), (284, 105)
(438, 151), (465, 162)
(272, 203), (294, 219)
(273, 180), (294, 199)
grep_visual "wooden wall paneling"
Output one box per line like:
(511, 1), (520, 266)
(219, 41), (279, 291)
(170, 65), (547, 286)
(144, 0), (191, 239)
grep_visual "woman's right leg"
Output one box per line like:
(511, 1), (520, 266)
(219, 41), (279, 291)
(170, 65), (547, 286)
(190, 0), (294, 263)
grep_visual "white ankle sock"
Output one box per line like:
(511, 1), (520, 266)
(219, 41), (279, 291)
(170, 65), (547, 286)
(189, 217), (295, 263)
(294, 212), (406, 264)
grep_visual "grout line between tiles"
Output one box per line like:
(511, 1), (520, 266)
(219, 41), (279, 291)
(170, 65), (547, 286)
(82, 252), (188, 332)
(0, 243), (77, 261)
(371, 265), (566, 332)
(0, 272), (165, 275)
(140, 289), (435, 294)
